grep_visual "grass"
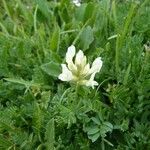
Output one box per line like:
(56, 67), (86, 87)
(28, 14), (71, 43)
(0, 0), (150, 149)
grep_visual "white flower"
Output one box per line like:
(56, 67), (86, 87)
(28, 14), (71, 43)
(58, 64), (73, 81)
(58, 45), (103, 89)
(72, 0), (81, 7)
(144, 42), (150, 52)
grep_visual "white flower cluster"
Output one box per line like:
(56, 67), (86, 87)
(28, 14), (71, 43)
(58, 45), (103, 89)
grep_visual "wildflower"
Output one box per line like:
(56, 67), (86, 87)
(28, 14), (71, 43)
(72, 0), (81, 7)
(144, 41), (150, 52)
(58, 45), (103, 89)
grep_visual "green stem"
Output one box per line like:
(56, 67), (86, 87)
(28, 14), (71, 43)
(34, 5), (38, 33)
(72, 20), (90, 45)
(2, 0), (12, 20)
(75, 83), (79, 99)
(115, 2), (138, 74)
(60, 29), (78, 35)
(101, 138), (105, 150)
(112, 0), (117, 31)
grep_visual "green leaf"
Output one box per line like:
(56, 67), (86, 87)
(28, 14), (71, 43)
(59, 105), (76, 128)
(45, 118), (55, 150)
(83, 3), (95, 23)
(88, 132), (100, 143)
(91, 117), (101, 125)
(35, 0), (49, 19)
(41, 62), (61, 77)
(79, 26), (94, 50)
(75, 4), (87, 22)
(88, 126), (100, 135)
(0, 135), (12, 149)
(4, 78), (40, 87)
(123, 63), (131, 85)
(50, 25), (60, 52)
(103, 122), (113, 130)
(32, 103), (43, 134)
(100, 122), (113, 137)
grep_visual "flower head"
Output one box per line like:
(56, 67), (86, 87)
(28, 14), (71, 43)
(58, 45), (103, 89)
(72, 0), (81, 7)
(144, 41), (150, 52)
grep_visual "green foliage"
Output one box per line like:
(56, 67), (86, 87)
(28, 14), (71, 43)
(41, 62), (61, 77)
(45, 118), (55, 150)
(50, 25), (60, 52)
(0, 0), (150, 149)
(79, 26), (94, 51)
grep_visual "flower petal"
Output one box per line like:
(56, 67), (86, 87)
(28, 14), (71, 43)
(89, 57), (103, 74)
(75, 50), (86, 67)
(82, 63), (90, 76)
(73, 0), (81, 7)
(58, 64), (73, 81)
(85, 73), (98, 89)
(66, 45), (76, 64)
(68, 62), (77, 73)
(66, 45), (77, 73)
